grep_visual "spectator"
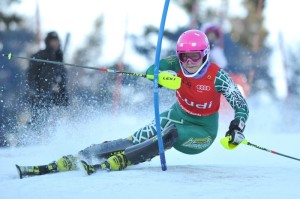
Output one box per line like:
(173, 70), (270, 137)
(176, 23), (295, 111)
(26, 31), (69, 127)
(201, 23), (228, 69)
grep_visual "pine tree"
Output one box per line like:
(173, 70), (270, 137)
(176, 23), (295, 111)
(0, 0), (23, 30)
(228, 0), (273, 94)
(70, 16), (114, 109)
(230, 0), (268, 51)
(0, 0), (35, 146)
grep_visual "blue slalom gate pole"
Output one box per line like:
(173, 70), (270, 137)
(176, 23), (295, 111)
(154, 0), (170, 171)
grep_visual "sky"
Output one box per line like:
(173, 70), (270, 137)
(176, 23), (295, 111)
(264, 0), (300, 45)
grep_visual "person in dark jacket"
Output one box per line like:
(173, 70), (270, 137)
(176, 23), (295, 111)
(27, 31), (69, 127)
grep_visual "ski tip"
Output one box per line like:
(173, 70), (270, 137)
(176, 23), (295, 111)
(80, 160), (97, 176)
(80, 160), (90, 176)
(15, 164), (23, 179)
(80, 160), (87, 165)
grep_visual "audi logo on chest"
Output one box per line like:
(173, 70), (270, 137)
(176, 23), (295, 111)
(196, 85), (211, 92)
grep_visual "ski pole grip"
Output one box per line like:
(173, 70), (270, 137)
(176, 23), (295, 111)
(220, 136), (245, 150)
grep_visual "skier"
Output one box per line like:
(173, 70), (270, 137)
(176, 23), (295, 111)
(16, 29), (249, 178)
(26, 31), (69, 129)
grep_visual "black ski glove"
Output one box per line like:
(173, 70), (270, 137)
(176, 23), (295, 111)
(225, 118), (245, 145)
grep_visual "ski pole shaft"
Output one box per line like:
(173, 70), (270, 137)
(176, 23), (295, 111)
(243, 140), (300, 161)
(2, 53), (146, 77)
(221, 136), (300, 161)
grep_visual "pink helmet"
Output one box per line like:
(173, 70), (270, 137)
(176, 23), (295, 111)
(176, 30), (210, 77)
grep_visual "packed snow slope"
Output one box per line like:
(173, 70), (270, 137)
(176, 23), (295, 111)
(1, 93), (300, 199)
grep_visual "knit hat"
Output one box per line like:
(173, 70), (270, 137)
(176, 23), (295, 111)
(45, 31), (60, 46)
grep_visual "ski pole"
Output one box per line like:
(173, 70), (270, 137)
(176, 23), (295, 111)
(2, 53), (181, 90)
(243, 140), (300, 161)
(220, 136), (300, 161)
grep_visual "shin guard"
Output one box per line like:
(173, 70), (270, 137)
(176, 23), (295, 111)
(125, 124), (178, 166)
(78, 138), (133, 162)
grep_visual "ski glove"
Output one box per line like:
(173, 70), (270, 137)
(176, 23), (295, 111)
(225, 118), (245, 145)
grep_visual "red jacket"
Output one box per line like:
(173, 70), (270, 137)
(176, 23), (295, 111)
(176, 63), (221, 116)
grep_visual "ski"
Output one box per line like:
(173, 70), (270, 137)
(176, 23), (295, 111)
(80, 160), (110, 175)
(15, 162), (57, 179)
(80, 161), (95, 175)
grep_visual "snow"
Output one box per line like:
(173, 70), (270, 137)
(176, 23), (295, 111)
(1, 94), (300, 199)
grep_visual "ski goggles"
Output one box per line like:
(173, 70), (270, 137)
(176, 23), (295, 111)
(178, 51), (206, 64)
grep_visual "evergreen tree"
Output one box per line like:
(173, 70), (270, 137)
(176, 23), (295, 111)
(0, 0), (23, 30)
(285, 44), (300, 97)
(228, 0), (273, 95)
(70, 16), (114, 109)
(0, 0), (35, 146)
(230, 0), (268, 50)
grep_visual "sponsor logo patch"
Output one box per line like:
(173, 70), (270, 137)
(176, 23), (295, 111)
(182, 136), (213, 150)
(196, 84), (211, 92)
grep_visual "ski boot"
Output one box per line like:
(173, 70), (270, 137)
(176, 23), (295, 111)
(16, 155), (77, 179)
(81, 153), (129, 175)
(16, 161), (58, 179)
(81, 125), (178, 175)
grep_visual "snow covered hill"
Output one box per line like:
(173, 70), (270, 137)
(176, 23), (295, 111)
(1, 93), (300, 199)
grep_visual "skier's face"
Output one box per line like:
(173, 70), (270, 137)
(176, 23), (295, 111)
(179, 52), (204, 74)
(182, 60), (203, 74)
